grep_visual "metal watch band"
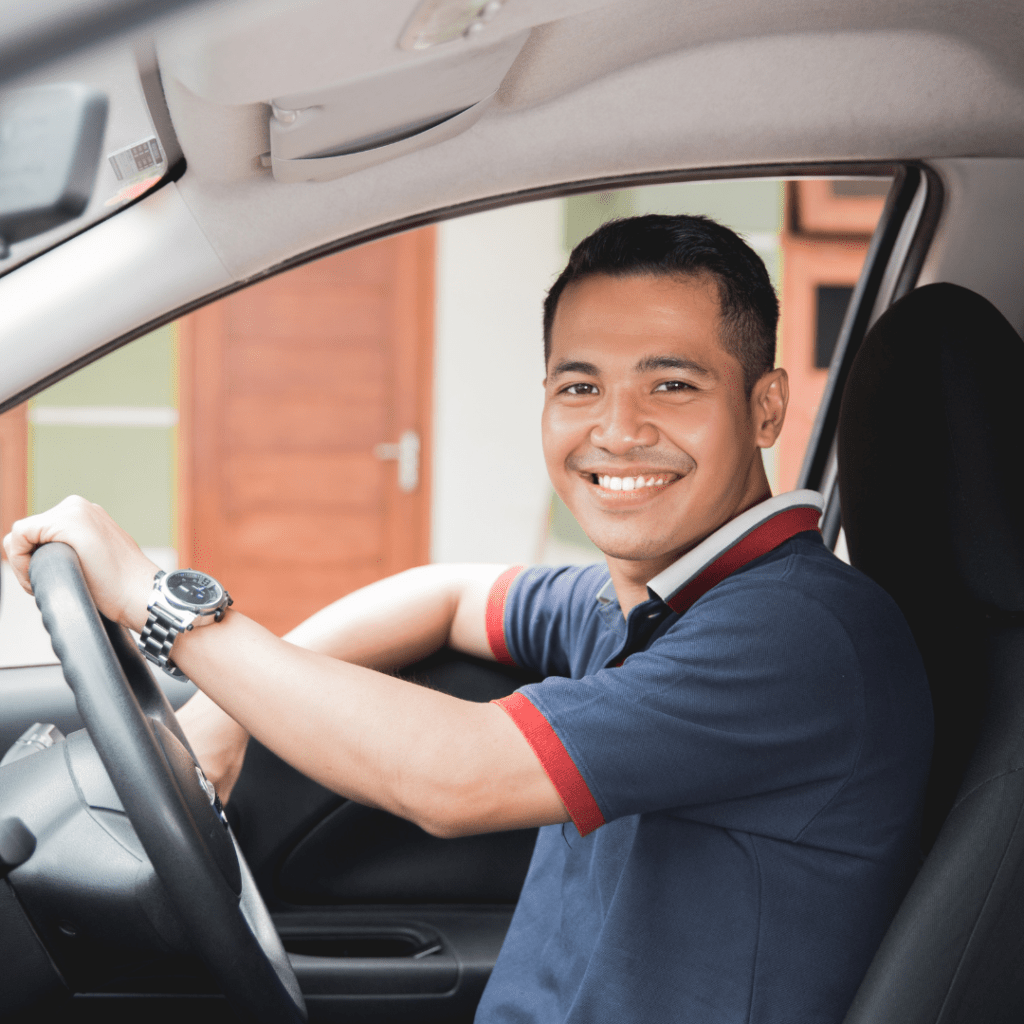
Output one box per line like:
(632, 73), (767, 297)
(138, 571), (189, 680)
(138, 609), (188, 680)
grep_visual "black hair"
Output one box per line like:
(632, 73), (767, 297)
(543, 214), (779, 395)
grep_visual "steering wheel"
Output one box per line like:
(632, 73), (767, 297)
(29, 542), (306, 1023)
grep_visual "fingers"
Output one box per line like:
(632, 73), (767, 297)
(2, 496), (157, 628)
(3, 507), (62, 594)
(4, 497), (89, 585)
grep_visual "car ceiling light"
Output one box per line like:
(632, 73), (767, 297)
(399, 0), (504, 50)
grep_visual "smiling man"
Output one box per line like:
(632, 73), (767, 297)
(5, 214), (932, 1024)
(542, 267), (780, 612)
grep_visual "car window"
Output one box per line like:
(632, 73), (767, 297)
(0, 176), (889, 666)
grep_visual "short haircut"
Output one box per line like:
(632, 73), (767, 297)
(543, 214), (779, 394)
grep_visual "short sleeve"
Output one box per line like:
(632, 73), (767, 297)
(487, 564), (610, 678)
(497, 581), (866, 838)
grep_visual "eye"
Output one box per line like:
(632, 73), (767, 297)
(653, 380), (695, 393)
(561, 382), (599, 396)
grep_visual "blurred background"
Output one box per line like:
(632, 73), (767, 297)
(0, 176), (887, 663)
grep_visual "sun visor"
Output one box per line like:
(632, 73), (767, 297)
(267, 30), (527, 183)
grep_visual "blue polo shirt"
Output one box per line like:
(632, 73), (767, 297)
(476, 491), (932, 1024)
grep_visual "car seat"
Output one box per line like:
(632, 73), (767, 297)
(838, 283), (1024, 1024)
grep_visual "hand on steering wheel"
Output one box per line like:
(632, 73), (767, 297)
(29, 542), (306, 1023)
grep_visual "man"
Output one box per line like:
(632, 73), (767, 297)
(5, 214), (932, 1023)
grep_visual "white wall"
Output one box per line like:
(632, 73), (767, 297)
(431, 200), (564, 565)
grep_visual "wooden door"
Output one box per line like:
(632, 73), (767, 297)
(178, 229), (434, 636)
(0, 405), (27, 541)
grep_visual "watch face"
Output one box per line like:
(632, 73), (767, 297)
(165, 570), (223, 608)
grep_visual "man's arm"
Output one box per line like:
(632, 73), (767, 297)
(177, 561), (505, 801)
(4, 497), (569, 837)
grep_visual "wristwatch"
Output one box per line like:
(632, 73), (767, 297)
(137, 569), (233, 680)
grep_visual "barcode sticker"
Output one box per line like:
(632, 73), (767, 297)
(108, 137), (164, 182)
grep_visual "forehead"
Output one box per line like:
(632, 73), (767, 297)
(548, 273), (728, 366)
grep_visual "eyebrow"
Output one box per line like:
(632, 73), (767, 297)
(635, 355), (714, 377)
(548, 354), (716, 380)
(549, 359), (601, 378)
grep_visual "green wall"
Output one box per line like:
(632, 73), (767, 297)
(564, 179), (784, 288)
(28, 324), (178, 550)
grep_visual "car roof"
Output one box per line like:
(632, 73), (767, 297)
(1, 0), (1024, 407)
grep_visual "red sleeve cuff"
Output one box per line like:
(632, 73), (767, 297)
(494, 692), (605, 837)
(485, 566), (525, 665)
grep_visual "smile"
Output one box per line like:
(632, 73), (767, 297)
(589, 473), (680, 492)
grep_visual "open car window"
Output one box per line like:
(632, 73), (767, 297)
(0, 174), (890, 667)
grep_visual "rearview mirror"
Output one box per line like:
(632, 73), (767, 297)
(0, 83), (108, 258)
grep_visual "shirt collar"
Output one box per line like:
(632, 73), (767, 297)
(649, 489), (824, 613)
(595, 489), (824, 612)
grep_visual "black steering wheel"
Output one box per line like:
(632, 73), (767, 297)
(29, 542), (306, 1023)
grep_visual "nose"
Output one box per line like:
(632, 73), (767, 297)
(590, 389), (658, 454)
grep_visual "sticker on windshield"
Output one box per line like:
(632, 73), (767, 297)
(108, 137), (164, 181)
(105, 137), (166, 207)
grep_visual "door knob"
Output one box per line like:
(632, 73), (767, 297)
(373, 430), (420, 493)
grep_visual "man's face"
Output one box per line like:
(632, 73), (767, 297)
(542, 272), (777, 574)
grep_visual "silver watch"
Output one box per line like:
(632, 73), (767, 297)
(137, 569), (232, 680)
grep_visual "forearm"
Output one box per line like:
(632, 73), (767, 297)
(168, 610), (563, 836)
(173, 562), (508, 802)
(280, 563), (505, 667)
(3, 502), (558, 832)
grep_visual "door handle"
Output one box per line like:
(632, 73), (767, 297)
(373, 430), (420, 493)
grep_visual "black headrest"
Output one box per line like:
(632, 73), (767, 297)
(839, 283), (1024, 616)
(839, 283), (1024, 849)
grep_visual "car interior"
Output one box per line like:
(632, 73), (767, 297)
(1, 1), (1024, 1022)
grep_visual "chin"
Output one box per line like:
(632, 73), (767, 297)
(585, 530), (680, 564)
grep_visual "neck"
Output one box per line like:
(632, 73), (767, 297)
(603, 560), (666, 620)
(606, 461), (773, 618)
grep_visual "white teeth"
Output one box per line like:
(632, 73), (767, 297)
(596, 474), (674, 490)
(597, 475), (665, 489)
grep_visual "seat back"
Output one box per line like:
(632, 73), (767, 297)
(839, 283), (1024, 1023)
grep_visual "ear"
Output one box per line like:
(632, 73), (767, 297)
(750, 368), (788, 448)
